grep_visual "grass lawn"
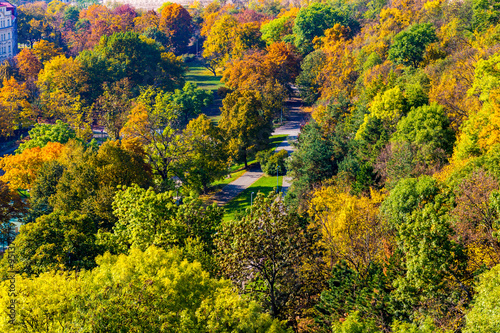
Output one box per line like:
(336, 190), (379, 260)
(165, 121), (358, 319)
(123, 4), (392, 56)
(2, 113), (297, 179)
(223, 174), (284, 222)
(185, 60), (224, 91)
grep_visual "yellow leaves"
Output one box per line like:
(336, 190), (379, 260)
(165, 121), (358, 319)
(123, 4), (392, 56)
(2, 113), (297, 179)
(309, 185), (388, 270)
(32, 40), (63, 64)
(120, 102), (150, 142)
(0, 77), (34, 136)
(0, 142), (65, 190)
(477, 90), (500, 151)
(313, 23), (350, 50)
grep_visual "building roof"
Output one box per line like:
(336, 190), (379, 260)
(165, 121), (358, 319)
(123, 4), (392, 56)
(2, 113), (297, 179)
(0, 2), (15, 20)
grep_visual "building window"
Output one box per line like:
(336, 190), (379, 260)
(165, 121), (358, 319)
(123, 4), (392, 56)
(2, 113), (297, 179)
(8, 45), (10, 53)
(7, 33), (9, 39)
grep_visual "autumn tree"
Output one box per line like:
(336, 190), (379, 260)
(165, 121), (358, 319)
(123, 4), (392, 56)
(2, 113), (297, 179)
(0, 142), (65, 191)
(15, 48), (43, 81)
(159, 3), (193, 54)
(0, 77), (34, 137)
(218, 89), (273, 168)
(203, 14), (265, 69)
(92, 78), (132, 140)
(0, 247), (285, 332)
(32, 39), (64, 64)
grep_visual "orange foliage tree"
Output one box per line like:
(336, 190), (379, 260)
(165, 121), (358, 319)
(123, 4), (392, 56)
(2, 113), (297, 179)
(0, 142), (65, 190)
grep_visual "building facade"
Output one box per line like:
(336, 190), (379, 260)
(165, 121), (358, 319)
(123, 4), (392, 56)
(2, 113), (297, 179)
(0, 2), (16, 62)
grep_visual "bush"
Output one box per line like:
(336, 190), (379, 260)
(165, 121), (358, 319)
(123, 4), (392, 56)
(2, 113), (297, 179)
(257, 149), (289, 176)
(217, 86), (232, 99)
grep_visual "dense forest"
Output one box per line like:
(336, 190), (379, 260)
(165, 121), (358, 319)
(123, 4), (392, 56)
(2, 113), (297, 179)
(1, 0), (500, 331)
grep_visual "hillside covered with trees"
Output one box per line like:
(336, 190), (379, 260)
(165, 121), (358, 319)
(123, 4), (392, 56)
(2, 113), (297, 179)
(1, 0), (500, 332)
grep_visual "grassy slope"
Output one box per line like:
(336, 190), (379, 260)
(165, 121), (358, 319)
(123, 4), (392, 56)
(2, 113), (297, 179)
(185, 60), (224, 91)
(223, 175), (284, 222)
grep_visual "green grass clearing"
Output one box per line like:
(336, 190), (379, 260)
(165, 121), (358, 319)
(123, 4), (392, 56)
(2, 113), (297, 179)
(185, 60), (224, 91)
(223, 175), (284, 222)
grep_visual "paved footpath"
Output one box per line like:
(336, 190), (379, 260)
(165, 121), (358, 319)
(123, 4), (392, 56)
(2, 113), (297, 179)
(212, 95), (307, 206)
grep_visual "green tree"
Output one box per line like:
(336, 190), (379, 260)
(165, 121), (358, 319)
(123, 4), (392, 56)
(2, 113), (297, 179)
(391, 103), (455, 163)
(388, 23), (438, 67)
(16, 120), (77, 153)
(0, 247), (286, 332)
(292, 3), (355, 54)
(181, 114), (229, 193)
(216, 191), (309, 320)
(295, 50), (326, 105)
(218, 89), (273, 168)
(170, 82), (213, 128)
(6, 210), (100, 275)
(464, 263), (500, 333)
(99, 184), (223, 254)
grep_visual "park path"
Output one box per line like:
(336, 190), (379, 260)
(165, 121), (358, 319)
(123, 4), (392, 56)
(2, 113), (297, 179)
(211, 95), (307, 206)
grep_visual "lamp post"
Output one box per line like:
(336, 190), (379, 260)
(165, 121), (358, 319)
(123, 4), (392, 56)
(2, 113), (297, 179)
(251, 192), (255, 206)
(276, 144), (280, 193)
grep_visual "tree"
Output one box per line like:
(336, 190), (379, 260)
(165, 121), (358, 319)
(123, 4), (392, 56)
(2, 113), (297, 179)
(0, 246), (285, 332)
(388, 23), (438, 67)
(286, 121), (347, 209)
(99, 184), (223, 254)
(292, 3), (353, 54)
(260, 14), (295, 45)
(15, 48), (43, 81)
(0, 142), (65, 191)
(216, 191), (309, 320)
(203, 14), (264, 69)
(120, 88), (189, 186)
(88, 32), (186, 92)
(0, 181), (26, 249)
(169, 82), (213, 128)
(0, 77), (34, 136)
(16, 120), (77, 153)
(37, 55), (90, 124)
(50, 140), (152, 230)
(181, 114), (229, 193)
(296, 50), (327, 105)
(218, 89), (273, 168)
(308, 185), (388, 273)
(159, 3), (193, 54)
(31, 39), (63, 64)
(5, 210), (100, 275)
(391, 103), (455, 163)
(464, 263), (500, 333)
(92, 78), (132, 140)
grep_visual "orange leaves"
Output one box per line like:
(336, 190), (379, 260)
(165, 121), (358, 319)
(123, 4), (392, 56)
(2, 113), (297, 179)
(0, 142), (65, 190)
(15, 48), (42, 81)
(222, 42), (301, 90)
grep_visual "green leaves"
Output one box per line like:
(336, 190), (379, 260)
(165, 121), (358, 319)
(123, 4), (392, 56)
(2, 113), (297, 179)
(388, 23), (438, 67)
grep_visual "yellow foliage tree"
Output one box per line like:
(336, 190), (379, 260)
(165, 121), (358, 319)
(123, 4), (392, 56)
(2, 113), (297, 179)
(0, 142), (65, 190)
(0, 77), (34, 137)
(308, 185), (388, 273)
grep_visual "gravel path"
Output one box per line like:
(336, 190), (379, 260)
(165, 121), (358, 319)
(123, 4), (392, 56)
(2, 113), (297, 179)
(212, 95), (308, 206)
